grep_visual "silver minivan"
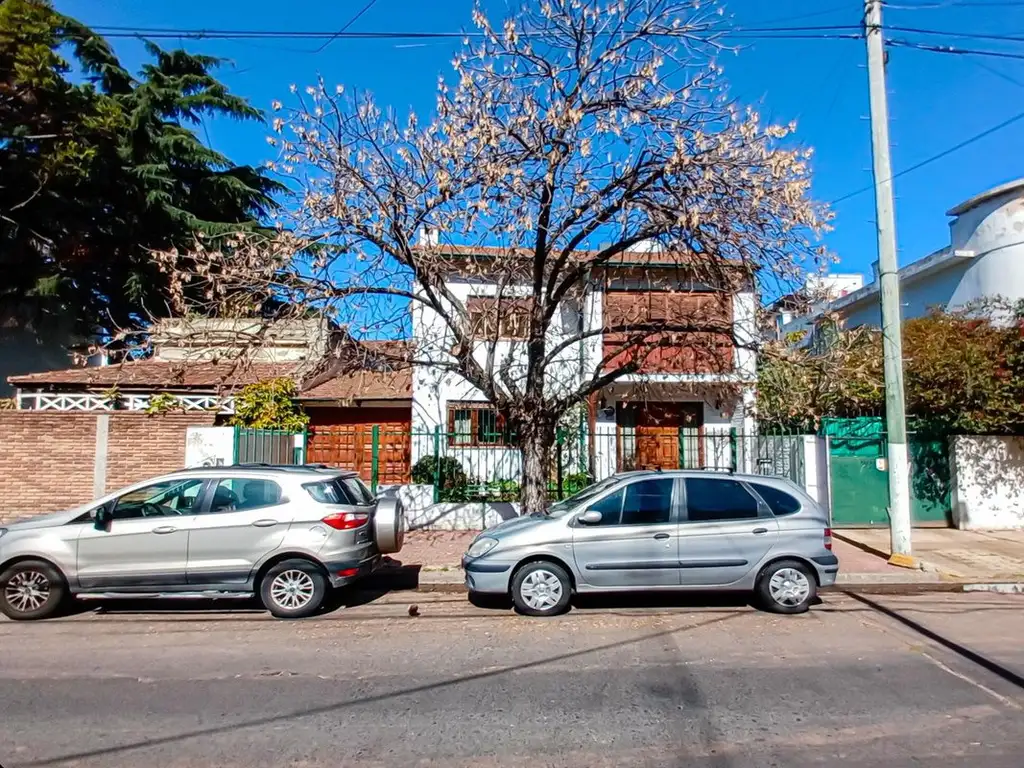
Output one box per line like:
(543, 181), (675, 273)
(0, 465), (404, 621)
(463, 471), (837, 616)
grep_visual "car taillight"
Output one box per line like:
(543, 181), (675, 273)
(824, 527), (833, 551)
(322, 512), (369, 530)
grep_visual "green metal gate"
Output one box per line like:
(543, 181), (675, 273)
(823, 418), (950, 527)
(234, 427), (306, 465)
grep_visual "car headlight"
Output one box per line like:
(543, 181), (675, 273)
(466, 536), (499, 558)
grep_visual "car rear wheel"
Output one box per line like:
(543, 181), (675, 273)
(260, 559), (328, 619)
(0, 559), (66, 621)
(756, 560), (817, 614)
(511, 561), (572, 617)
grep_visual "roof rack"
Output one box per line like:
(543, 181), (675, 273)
(180, 463), (343, 473)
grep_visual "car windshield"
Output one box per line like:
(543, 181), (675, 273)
(547, 476), (622, 517)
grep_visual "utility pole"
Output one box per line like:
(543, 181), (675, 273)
(864, 0), (914, 564)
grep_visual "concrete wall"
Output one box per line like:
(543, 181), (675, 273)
(0, 412), (216, 524)
(841, 258), (974, 329)
(411, 277), (584, 470)
(948, 189), (1024, 310)
(950, 435), (1024, 530)
(378, 484), (515, 530)
(835, 183), (1024, 330)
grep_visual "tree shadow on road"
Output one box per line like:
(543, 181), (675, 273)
(18, 613), (746, 768)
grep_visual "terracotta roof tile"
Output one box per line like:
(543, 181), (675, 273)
(298, 369), (411, 401)
(8, 361), (298, 389)
(8, 357), (412, 402)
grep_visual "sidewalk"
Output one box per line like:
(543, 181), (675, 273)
(835, 527), (1024, 587)
(396, 529), (959, 590)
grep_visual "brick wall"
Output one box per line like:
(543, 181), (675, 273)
(0, 412), (216, 524)
(0, 413), (97, 518)
(105, 414), (215, 492)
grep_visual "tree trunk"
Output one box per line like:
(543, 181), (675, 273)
(519, 421), (555, 515)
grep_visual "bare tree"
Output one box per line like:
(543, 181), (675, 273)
(159, 0), (828, 513)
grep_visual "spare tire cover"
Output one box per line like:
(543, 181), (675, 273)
(373, 496), (405, 554)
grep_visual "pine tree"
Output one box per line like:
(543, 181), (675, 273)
(0, 0), (283, 339)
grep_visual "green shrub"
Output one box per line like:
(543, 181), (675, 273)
(410, 455), (467, 491)
(229, 378), (309, 431)
(561, 472), (593, 496)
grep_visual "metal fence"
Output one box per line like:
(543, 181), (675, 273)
(401, 426), (806, 503)
(234, 427), (305, 465)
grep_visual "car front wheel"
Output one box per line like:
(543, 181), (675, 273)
(511, 561), (572, 617)
(756, 560), (817, 614)
(0, 559), (66, 621)
(260, 559), (328, 619)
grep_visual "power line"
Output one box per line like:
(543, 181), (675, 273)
(313, 0), (380, 54)
(971, 57), (1024, 87)
(888, 25), (1024, 43)
(72, 22), (1024, 48)
(885, 0), (1024, 7)
(78, 23), (865, 41)
(888, 38), (1024, 60)
(832, 107), (1024, 204)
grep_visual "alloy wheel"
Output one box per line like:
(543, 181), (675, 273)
(269, 569), (316, 611)
(4, 570), (51, 614)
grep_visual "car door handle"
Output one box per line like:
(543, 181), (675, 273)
(152, 526), (178, 535)
(653, 533), (671, 540)
(252, 519), (278, 528)
(752, 528), (769, 535)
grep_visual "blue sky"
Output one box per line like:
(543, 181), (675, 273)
(57, 0), (1024, 283)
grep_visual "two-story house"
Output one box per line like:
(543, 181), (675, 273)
(409, 242), (758, 483)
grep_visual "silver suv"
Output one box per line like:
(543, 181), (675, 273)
(0, 465), (404, 621)
(463, 471), (837, 616)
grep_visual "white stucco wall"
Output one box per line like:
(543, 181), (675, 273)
(948, 189), (1024, 311)
(830, 181), (1024, 331)
(410, 271), (759, 482)
(410, 278), (584, 478)
(950, 436), (1024, 530)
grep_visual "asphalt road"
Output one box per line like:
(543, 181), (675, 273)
(1, 590), (1022, 768)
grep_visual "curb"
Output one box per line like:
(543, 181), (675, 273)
(962, 582), (1024, 594)
(406, 581), (1024, 596)
(400, 572), (1024, 596)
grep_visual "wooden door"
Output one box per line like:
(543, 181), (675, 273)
(628, 403), (703, 471)
(306, 407), (412, 484)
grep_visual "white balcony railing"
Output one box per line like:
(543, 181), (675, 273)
(15, 391), (235, 414)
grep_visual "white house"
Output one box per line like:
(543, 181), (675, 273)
(409, 243), (759, 483)
(783, 178), (1024, 334)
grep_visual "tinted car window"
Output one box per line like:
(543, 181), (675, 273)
(587, 488), (624, 525)
(206, 478), (283, 513)
(113, 479), (205, 519)
(685, 478), (759, 522)
(750, 484), (801, 516)
(621, 478), (674, 526)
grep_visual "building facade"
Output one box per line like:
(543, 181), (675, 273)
(782, 178), (1024, 336)
(409, 245), (759, 482)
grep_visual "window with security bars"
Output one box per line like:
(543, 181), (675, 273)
(447, 402), (508, 446)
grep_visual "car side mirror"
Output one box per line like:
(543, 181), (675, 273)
(93, 505), (112, 531)
(578, 510), (603, 525)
